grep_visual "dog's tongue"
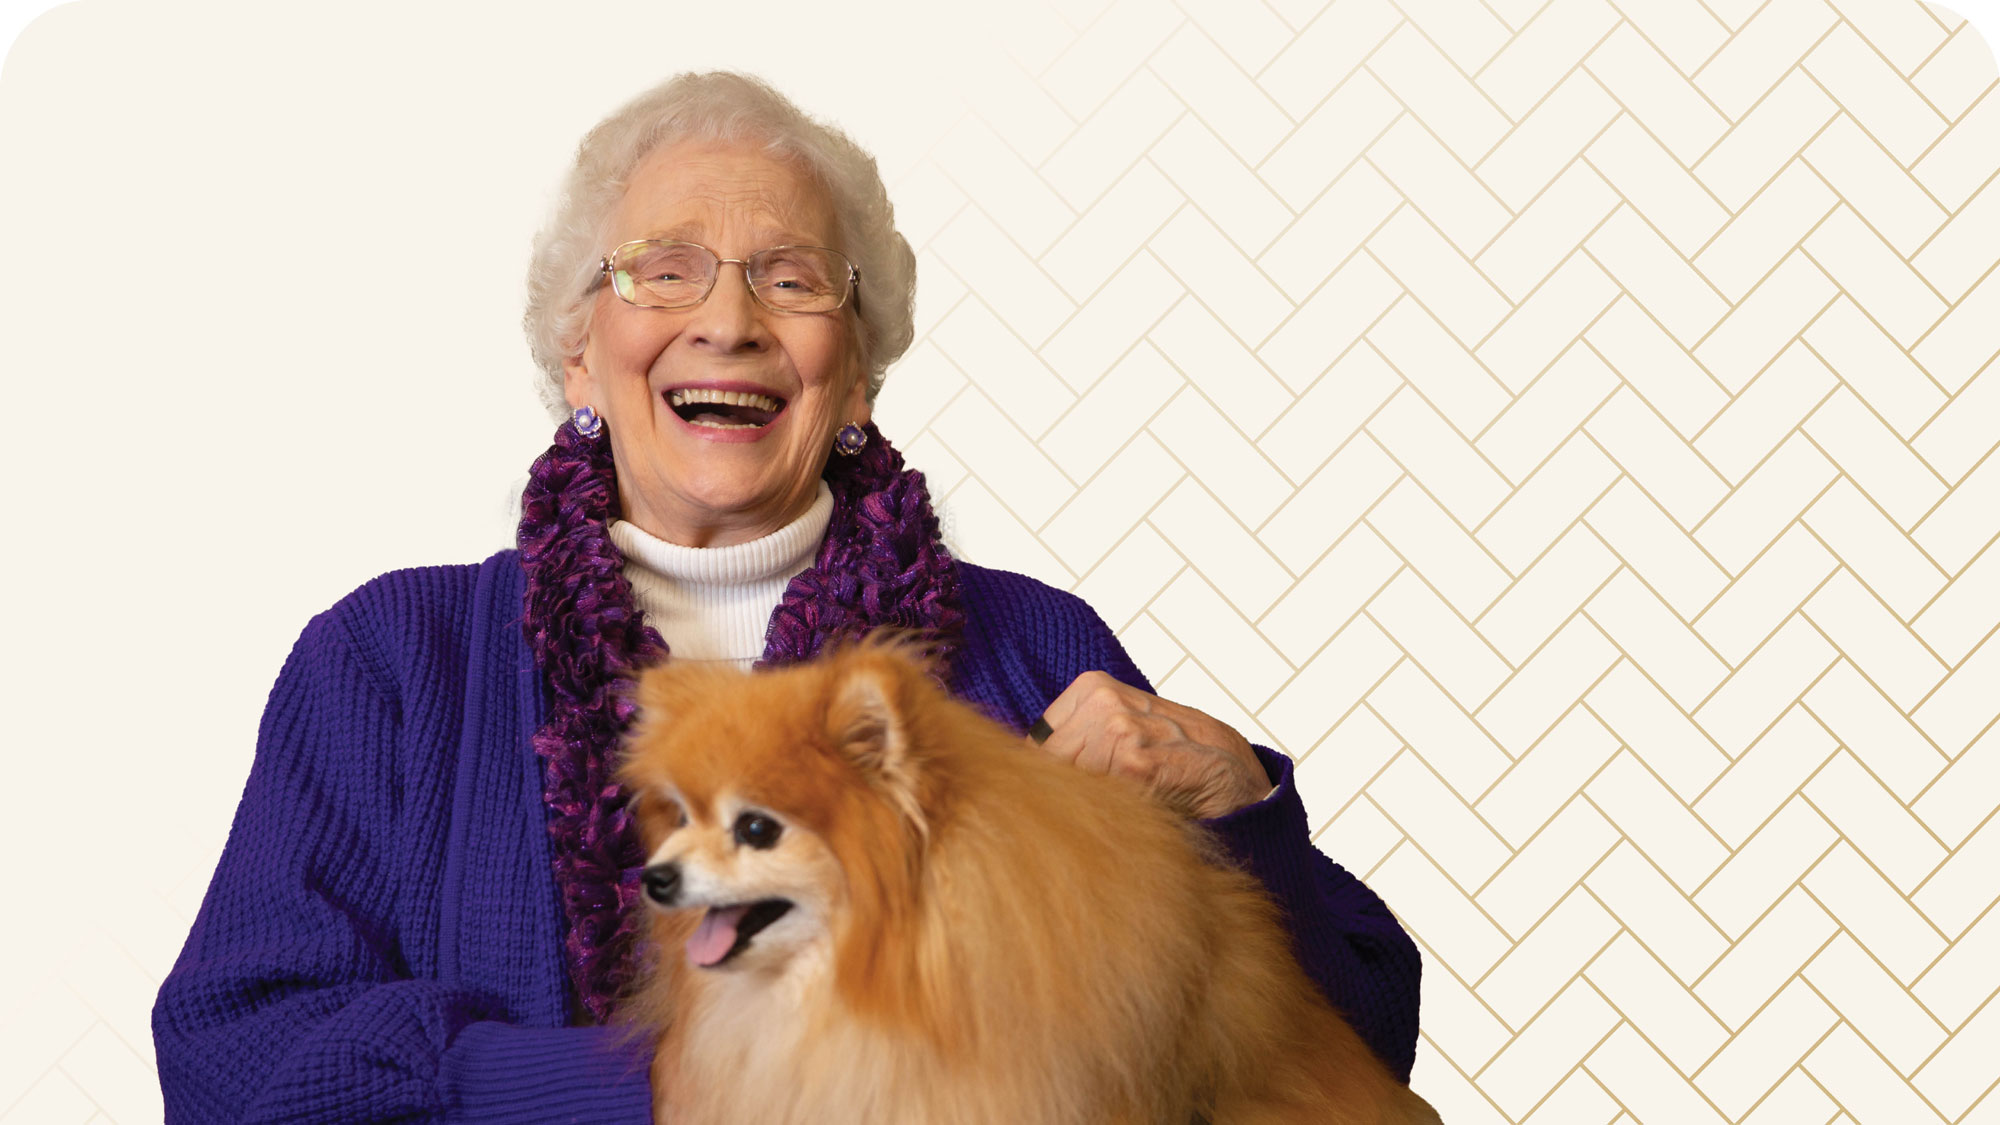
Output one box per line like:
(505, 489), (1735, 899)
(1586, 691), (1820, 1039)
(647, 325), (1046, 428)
(688, 904), (752, 967)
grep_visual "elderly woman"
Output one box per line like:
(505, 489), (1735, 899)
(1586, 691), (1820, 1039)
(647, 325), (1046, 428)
(153, 72), (1421, 1122)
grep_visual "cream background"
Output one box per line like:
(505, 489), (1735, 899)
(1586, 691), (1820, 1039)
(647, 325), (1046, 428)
(2, 1), (1997, 1121)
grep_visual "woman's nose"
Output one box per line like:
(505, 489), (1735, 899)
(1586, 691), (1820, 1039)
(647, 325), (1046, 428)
(686, 261), (768, 353)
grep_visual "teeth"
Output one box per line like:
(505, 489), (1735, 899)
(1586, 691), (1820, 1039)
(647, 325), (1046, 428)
(668, 388), (782, 412)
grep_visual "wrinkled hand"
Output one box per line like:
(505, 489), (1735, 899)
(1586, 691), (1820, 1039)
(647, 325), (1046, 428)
(1031, 671), (1269, 819)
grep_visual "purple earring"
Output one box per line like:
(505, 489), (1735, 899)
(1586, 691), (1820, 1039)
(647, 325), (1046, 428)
(571, 405), (603, 438)
(833, 421), (868, 456)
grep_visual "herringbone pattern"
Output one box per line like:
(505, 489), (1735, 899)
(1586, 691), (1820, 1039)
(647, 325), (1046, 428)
(870, 0), (2000, 1120)
(3, 2), (1995, 1122)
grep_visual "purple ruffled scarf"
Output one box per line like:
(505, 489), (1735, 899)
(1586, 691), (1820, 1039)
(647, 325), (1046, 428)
(516, 420), (963, 1023)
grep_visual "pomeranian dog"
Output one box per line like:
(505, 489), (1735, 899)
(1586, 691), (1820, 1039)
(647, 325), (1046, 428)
(615, 639), (1442, 1125)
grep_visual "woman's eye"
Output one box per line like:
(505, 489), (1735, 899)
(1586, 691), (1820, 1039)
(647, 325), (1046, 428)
(734, 812), (782, 849)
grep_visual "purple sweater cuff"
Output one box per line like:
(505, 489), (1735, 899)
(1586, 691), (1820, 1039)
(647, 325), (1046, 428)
(1199, 744), (1421, 1084)
(1202, 743), (1299, 839)
(441, 1023), (653, 1124)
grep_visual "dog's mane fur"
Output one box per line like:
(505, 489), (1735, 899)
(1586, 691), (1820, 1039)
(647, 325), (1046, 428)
(614, 638), (1437, 1124)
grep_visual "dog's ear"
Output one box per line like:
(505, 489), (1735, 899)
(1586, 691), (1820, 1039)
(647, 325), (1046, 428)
(829, 660), (908, 776)
(630, 660), (738, 727)
(828, 655), (928, 835)
(630, 663), (681, 727)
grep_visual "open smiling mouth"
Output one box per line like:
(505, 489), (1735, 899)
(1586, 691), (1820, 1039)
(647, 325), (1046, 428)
(686, 898), (795, 968)
(668, 388), (786, 431)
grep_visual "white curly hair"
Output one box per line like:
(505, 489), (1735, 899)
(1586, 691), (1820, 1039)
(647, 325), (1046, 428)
(523, 71), (917, 419)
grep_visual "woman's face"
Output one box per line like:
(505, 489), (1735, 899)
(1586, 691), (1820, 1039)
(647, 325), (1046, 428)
(563, 138), (870, 548)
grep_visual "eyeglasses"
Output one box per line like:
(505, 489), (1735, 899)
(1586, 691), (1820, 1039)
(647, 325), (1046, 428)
(595, 239), (860, 314)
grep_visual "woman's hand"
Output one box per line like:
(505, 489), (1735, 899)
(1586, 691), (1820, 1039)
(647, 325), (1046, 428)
(1032, 671), (1270, 819)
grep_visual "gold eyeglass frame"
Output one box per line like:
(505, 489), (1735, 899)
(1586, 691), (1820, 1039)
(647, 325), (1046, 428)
(594, 238), (862, 314)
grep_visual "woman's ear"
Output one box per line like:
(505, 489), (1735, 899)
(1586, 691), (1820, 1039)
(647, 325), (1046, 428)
(841, 370), (872, 427)
(562, 353), (593, 410)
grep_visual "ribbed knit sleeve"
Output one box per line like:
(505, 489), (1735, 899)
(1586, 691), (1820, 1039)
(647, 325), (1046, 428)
(951, 564), (1424, 1085)
(1201, 748), (1422, 1085)
(152, 594), (652, 1124)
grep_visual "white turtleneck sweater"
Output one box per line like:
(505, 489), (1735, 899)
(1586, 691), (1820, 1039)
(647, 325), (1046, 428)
(611, 482), (1272, 794)
(608, 481), (834, 668)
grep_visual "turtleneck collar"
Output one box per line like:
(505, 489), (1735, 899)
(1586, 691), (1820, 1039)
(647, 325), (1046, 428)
(606, 481), (834, 664)
(608, 482), (833, 586)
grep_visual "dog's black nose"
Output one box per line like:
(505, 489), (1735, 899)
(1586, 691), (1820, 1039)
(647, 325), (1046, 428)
(641, 863), (681, 906)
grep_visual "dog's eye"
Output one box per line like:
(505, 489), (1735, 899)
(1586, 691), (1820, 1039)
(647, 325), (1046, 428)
(653, 797), (686, 830)
(636, 791), (688, 832)
(734, 812), (783, 850)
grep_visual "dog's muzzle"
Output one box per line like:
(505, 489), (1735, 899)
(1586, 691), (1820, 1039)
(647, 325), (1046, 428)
(642, 862), (681, 906)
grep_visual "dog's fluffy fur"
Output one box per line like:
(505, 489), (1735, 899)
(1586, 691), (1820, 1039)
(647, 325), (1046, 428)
(616, 640), (1441, 1124)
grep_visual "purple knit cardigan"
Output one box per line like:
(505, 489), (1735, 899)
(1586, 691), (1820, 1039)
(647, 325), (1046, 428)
(152, 556), (1421, 1123)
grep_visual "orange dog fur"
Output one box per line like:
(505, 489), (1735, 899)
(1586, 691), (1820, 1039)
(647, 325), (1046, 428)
(616, 639), (1442, 1124)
